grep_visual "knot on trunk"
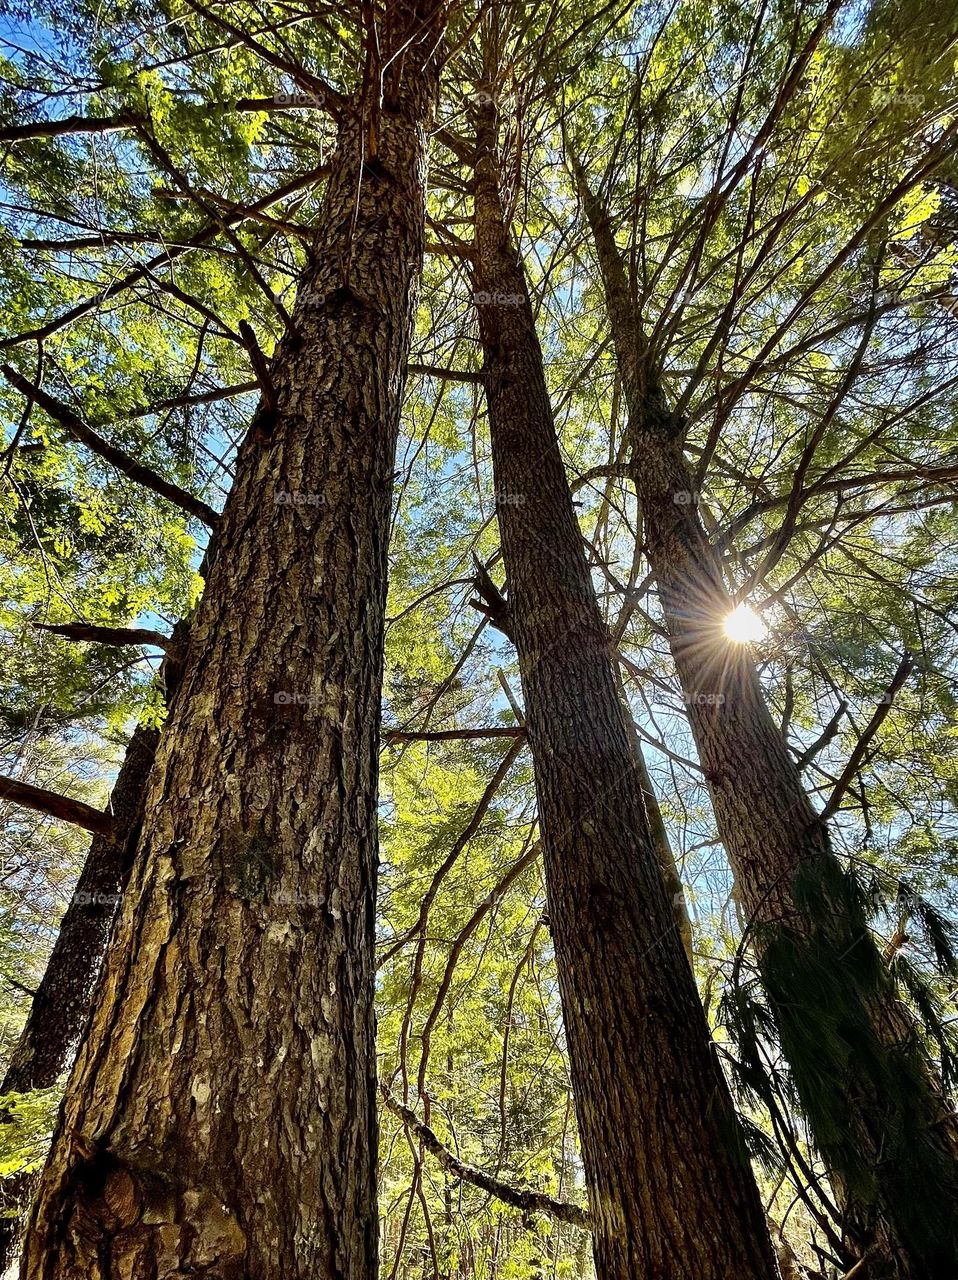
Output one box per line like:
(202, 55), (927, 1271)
(52, 1146), (248, 1279)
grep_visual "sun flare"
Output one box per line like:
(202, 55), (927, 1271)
(723, 602), (768, 644)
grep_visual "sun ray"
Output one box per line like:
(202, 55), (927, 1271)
(723, 603), (767, 644)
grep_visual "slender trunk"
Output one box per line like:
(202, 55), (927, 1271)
(0, 729), (155, 1264)
(0, 627), (190, 1270)
(473, 103), (779, 1280)
(21, 9), (443, 1276)
(1, 728), (155, 1097)
(575, 158), (958, 1278)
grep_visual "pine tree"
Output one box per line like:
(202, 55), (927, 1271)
(3, 3), (448, 1274)
(563, 2), (958, 1266)
(465, 19), (778, 1278)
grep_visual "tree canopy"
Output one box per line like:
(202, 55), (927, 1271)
(1, 0), (957, 1275)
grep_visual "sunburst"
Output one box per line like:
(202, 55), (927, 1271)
(722, 603), (768, 644)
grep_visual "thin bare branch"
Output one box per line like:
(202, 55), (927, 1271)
(381, 1089), (589, 1229)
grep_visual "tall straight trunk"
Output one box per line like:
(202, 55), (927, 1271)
(472, 101), (779, 1280)
(20, 9), (444, 1276)
(575, 158), (958, 1278)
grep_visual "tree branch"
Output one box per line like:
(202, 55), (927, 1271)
(34, 623), (172, 650)
(469, 554), (512, 640)
(379, 738), (525, 967)
(408, 363), (485, 384)
(2, 367), (219, 527)
(0, 777), (118, 838)
(381, 1089), (589, 1229)
(239, 320), (279, 409)
(0, 113), (135, 144)
(179, 0), (345, 117)
(0, 96), (331, 146)
(384, 727), (524, 742)
(129, 381), (258, 418)
(794, 700), (848, 770)
(818, 654), (914, 823)
(0, 165), (327, 351)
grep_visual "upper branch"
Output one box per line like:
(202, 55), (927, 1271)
(2, 367), (219, 527)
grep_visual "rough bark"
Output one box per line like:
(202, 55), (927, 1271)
(473, 102), (779, 1280)
(0, 628), (191, 1271)
(19, 8), (443, 1277)
(576, 158), (958, 1279)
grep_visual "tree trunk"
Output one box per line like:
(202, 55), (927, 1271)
(0, 627), (190, 1271)
(20, 8), (443, 1276)
(0, 730), (157, 1252)
(1, 727), (153, 1099)
(575, 157), (958, 1279)
(472, 102), (779, 1280)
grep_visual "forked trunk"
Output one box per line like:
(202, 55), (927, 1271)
(20, 8), (443, 1276)
(473, 105), (779, 1280)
